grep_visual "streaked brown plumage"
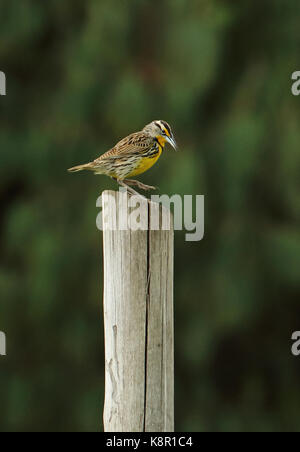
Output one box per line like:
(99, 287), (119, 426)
(68, 120), (177, 194)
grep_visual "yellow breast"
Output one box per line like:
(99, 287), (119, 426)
(127, 143), (163, 178)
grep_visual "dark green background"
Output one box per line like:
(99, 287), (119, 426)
(1, 0), (300, 432)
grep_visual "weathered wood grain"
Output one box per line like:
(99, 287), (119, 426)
(102, 190), (174, 432)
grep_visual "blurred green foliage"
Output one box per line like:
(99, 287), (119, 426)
(1, 0), (300, 432)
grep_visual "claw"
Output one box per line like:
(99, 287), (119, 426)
(124, 179), (157, 191)
(117, 179), (147, 199)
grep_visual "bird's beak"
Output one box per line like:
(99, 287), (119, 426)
(166, 135), (177, 150)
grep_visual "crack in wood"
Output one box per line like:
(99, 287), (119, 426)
(143, 201), (151, 432)
(107, 358), (118, 423)
(113, 325), (119, 379)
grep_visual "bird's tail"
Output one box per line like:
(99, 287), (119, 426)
(68, 162), (94, 173)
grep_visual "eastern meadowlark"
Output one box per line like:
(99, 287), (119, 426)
(68, 120), (177, 195)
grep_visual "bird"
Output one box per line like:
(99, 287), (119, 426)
(68, 120), (177, 195)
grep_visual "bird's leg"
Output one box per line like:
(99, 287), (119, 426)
(117, 179), (144, 197)
(124, 179), (157, 191)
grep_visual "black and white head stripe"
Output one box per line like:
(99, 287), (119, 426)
(155, 120), (172, 137)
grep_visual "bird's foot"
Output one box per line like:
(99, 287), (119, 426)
(124, 179), (157, 191)
(117, 180), (146, 198)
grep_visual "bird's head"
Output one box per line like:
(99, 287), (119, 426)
(143, 120), (177, 150)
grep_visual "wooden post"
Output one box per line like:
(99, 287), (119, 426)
(102, 190), (174, 432)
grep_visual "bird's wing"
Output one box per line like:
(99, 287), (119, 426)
(93, 132), (153, 163)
